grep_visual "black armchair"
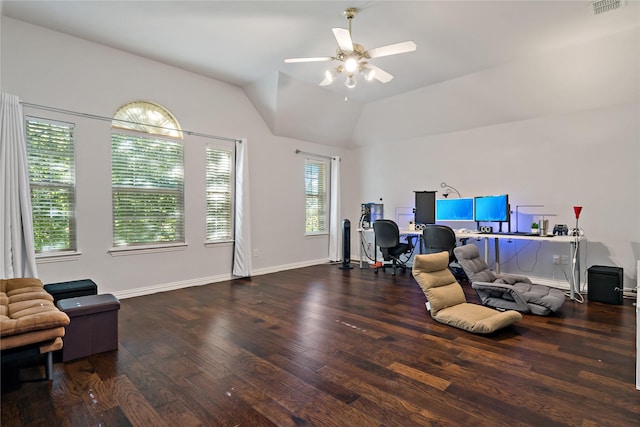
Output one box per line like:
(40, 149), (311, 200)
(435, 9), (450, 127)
(373, 219), (416, 275)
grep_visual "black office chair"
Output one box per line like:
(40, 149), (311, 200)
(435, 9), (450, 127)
(422, 224), (457, 261)
(422, 224), (465, 279)
(373, 219), (416, 275)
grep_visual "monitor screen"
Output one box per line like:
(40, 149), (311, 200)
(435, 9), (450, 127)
(474, 194), (509, 222)
(436, 198), (474, 221)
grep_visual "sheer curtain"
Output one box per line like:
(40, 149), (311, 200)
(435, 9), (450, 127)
(232, 138), (252, 277)
(328, 156), (341, 262)
(0, 93), (38, 278)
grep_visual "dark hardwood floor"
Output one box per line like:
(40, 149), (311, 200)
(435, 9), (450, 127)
(2, 263), (639, 426)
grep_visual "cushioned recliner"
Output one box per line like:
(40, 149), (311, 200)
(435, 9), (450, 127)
(412, 252), (522, 334)
(453, 244), (566, 316)
(1, 278), (70, 380)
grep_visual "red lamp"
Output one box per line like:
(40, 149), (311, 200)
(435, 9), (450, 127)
(573, 206), (582, 232)
(573, 206), (582, 219)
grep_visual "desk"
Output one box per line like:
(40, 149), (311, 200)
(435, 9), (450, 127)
(357, 228), (422, 269)
(455, 232), (585, 300)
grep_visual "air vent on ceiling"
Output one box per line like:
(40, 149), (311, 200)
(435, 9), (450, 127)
(591, 0), (625, 15)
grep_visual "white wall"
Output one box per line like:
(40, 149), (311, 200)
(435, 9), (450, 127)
(1, 17), (354, 297)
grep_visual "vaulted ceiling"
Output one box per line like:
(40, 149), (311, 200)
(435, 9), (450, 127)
(3, 1), (639, 147)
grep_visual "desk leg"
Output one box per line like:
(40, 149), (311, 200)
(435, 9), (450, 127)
(494, 237), (500, 274)
(358, 230), (364, 269)
(483, 237), (489, 267)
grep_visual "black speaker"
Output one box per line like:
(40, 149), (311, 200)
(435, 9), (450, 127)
(587, 265), (623, 304)
(479, 225), (494, 233)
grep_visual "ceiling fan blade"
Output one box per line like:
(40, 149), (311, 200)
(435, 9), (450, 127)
(332, 28), (354, 53)
(284, 57), (333, 63)
(366, 64), (394, 83)
(367, 41), (417, 59)
(319, 77), (332, 86)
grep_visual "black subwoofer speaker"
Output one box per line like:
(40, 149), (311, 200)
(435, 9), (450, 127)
(587, 265), (623, 305)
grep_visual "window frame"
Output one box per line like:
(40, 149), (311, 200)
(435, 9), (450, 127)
(304, 157), (329, 236)
(25, 116), (78, 256)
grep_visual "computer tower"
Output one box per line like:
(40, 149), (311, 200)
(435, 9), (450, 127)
(360, 203), (383, 229)
(587, 265), (623, 305)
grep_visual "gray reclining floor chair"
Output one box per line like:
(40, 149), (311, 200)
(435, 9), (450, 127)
(453, 244), (565, 315)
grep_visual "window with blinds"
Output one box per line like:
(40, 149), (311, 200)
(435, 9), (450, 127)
(304, 158), (328, 234)
(111, 133), (184, 247)
(26, 117), (77, 253)
(206, 145), (234, 242)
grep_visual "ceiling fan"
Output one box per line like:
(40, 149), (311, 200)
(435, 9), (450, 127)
(284, 7), (417, 89)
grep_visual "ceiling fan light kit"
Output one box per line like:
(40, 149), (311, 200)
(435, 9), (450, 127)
(284, 7), (417, 90)
(362, 66), (375, 81)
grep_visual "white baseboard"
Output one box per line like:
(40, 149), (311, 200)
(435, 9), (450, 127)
(112, 273), (234, 300)
(525, 276), (573, 291)
(112, 258), (331, 300)
(250, 258), (330, 276)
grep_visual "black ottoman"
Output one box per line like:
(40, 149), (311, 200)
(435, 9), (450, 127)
(45, 279), (98, 304)
(57, 294), (120, 362)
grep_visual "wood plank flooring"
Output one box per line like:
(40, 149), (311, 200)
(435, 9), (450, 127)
(2, 263), (639, 426)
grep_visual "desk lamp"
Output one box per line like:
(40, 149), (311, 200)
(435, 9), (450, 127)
(440, 182), (461, 198)
(573, 205), (582, 234)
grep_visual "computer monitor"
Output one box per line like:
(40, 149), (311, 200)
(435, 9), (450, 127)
(474, 194), (509, 222)
(436, 198), (474, 221)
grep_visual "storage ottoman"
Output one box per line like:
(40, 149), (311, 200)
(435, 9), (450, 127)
(57, 294), (120, 362)
(45, 279), (98, 305)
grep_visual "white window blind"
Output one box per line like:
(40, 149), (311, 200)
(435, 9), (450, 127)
(304, 158), (328, 234)
(25, 117), (77, 253)
(111, 133), (184, 247)
(206, 145), (234, 242)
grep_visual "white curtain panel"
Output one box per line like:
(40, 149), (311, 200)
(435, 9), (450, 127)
(328, 156), (341, 262)
(232, 138), (253, 277)
(0, 93), (38, 278)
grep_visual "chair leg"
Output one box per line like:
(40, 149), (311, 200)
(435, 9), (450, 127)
(45, 351), (53, 381)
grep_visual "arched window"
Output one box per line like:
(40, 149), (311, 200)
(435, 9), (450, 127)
(111, 101), (184, 248)
(113, 101), (183, 139)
